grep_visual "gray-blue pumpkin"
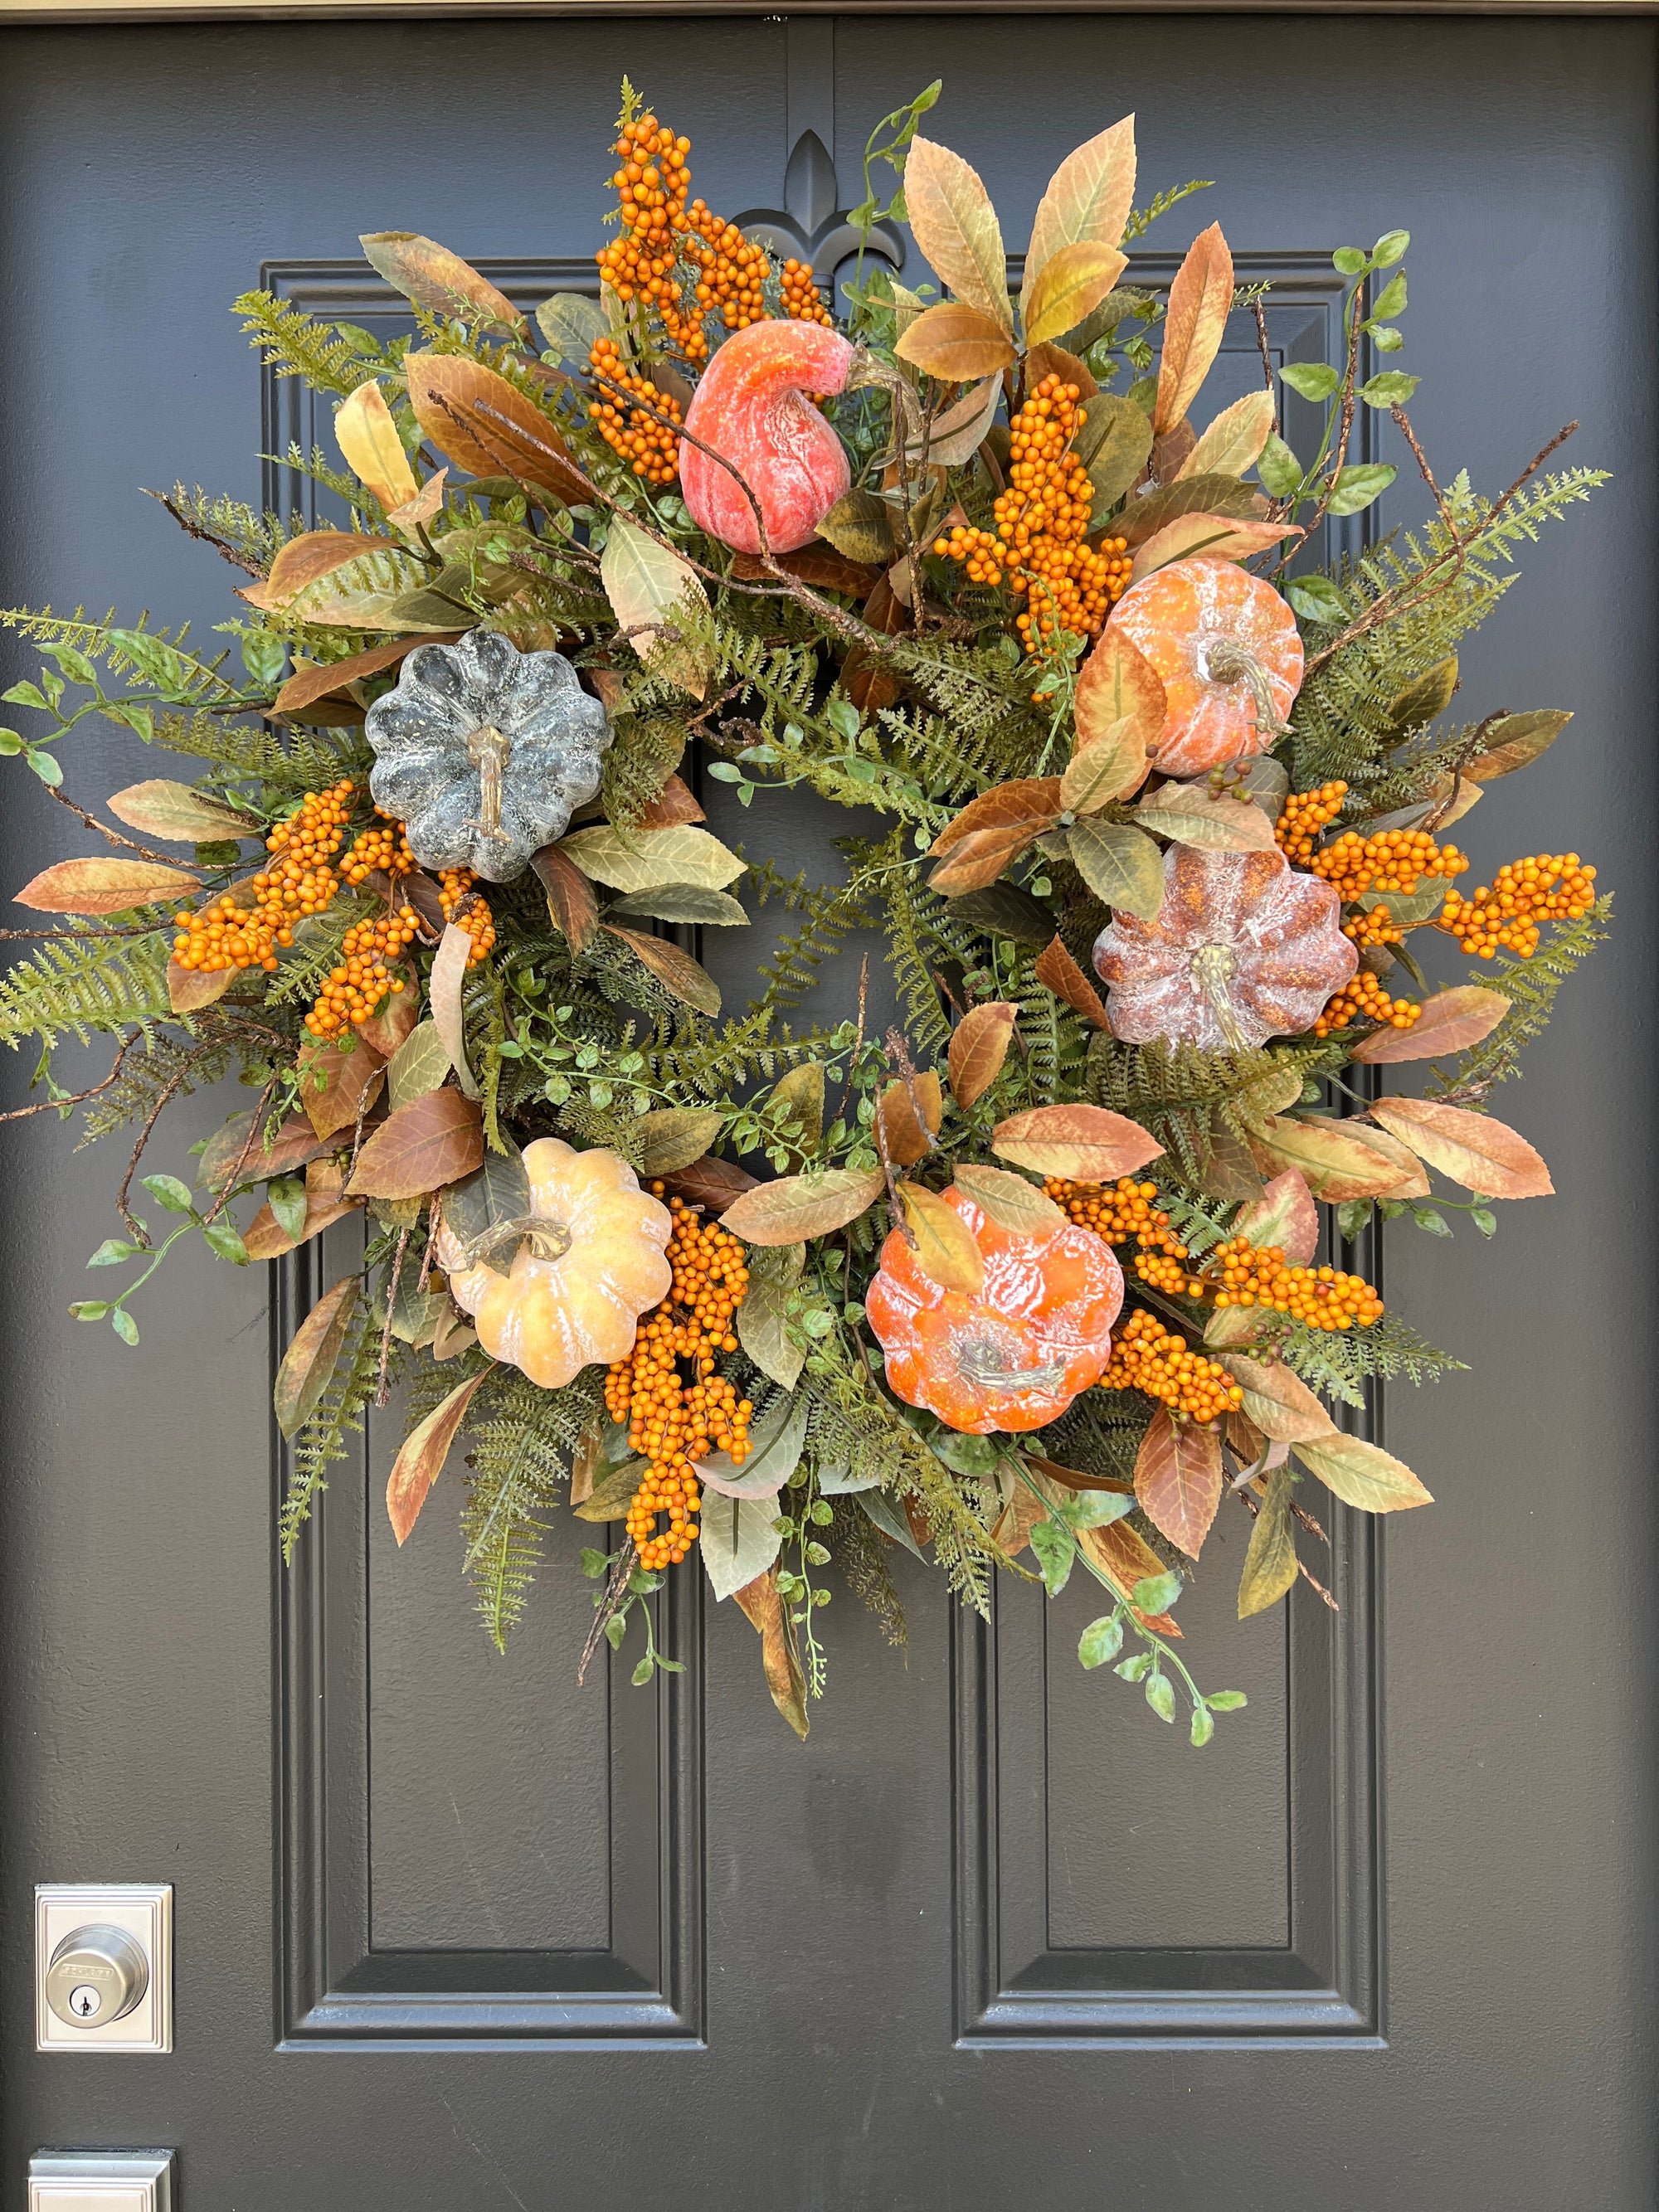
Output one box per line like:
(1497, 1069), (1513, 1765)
(366, 630), (611, 882)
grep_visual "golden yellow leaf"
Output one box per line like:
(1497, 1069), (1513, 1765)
(334, 380), (418, 510)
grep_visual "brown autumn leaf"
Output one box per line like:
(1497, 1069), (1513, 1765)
(1349, 985), (1511, 1064)
(1154, 221), (1234, 435)
(1177, 389), (1277, 481)
(902, 135), (1014, 333)
(273, 1276), (360, 1441)
(346, 1087), (484, 1202)
(1129, 512), (1302, 583)
(1463, 709), (1573, 783)
(387, 1369), (491, 1546)
(1292, 1432), (1433, 1514)
(732, 1566), (810, 1740)
(168, 958), (233, 1014)
(952, 1162), (1065, 1235)
(1069, 625), (1164, 803)
(16, 857), (199, 915)
(1080, 1517), (1181, 1636)
(1028, 1454), (1135, 1495)
(719, 1165), (887, 1247)
(360, 231), (525, 334)
(107, 780), (257, 844)
(334, 378), (419, 509)
(1238, 1464), (1301, 1619)
(927, 776), (1064, 895)
(531, 843), (598, 950)
(1134, 780), (1277, 853)
(245, 1160), (360, 1262)
(664, 1155), (759, 1213)
(1021, 343), (1097, 400)
(894, 300), (1017, 380)
(898, 1182), (984, 1296)
(298, 1033), (385, 1141)
(603, 924), (722, 1017)
(1034, 936), (1110, 1030)
(991, 1102), (1162, 1181)
(199, 1109), (330, 1194)
(1022, 115), (1136, 323)
(732, 544), (884, 597)
(877, 1069), (943, 1168)
(404, 353), (591, 504)
(1024, 240), (1128, 348)
(947, 1001), (1019, 1107)
(1216, 1354), (1336, 1445)
(1367, 1096), (1553, 1198)
(637, 772), (705, 829)
(1134, 1406), (1223, 1558)
(273, 637), (446, 720)
(1232, 1168), (1319, 1266)
(1116, 470), (1267, 547)
(1247, 1113), (1423, 1203)
(355, 963), (420, 1059)
(262, 530), (403, 605)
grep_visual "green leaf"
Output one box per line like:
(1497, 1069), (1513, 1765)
(1286, 575), (1349, 625)
(0, 730), (22, 756)
(608, 884), (749, 927)
(1472, 1207), (1497, 1238)
(268, 1176), (309, 1240)
(1058, 1490), (1136, 1531)
(605, 1612), (629, 1650)
(1029, 1514), (1077, 1596)
(1411, 1206), (1453, 1238)
(1280, 362), (1340, 401)
(1359, 371), (1419, 408)
(579, 1547), (609, 1578)
(1324, 463), (1396, 517)
(1190, 1704), (1216, 1747)
(110, 1307), (140, 1345)
(1132, 1569), (1184, 1614)
(1372, 228), (1410, 267)
(1331, 247), (1369, 276)
(1115, 1650), (1153, 1683)
(1145, 1671), (1176, 1723)
(87, 1238), (138, 1267)
(27, 749), (64, 787)
(1256, 433), (1301, 499)
(630, 1654), (655, 1687)
(1078, 1612), (1124, 1670)
(1206, 1689), (1248, 1711)
(1237, 1464), (1299, 1618)
(2, 680), (49, 710)
(734, 1242), (807, 1390)
(1335, 1199), (1371, 1242)
(1066, 819), (1165, 918)
(1371, 325), (1405, 353)
(825, 697), (861, 742)
(1370, 271), (1408, 321)
(699, 1490), (785, 1601)
(202, 1219), (251, 1264)
(69, 1300), (111, 1320)
(141, 1172), (195, 1215)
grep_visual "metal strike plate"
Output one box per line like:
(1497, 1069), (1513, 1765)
(28, 2151), (175, 2212)
(35, 1887), (172, 2054)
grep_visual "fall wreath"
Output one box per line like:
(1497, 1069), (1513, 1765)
(0, 85), (1608, 1738)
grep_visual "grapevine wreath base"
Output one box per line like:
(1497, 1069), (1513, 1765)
(0, 84), (1606, 1738)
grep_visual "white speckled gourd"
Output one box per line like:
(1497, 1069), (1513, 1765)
(366, 629), (611, 882)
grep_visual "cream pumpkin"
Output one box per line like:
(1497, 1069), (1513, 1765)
(435, 1139), (671, 1387)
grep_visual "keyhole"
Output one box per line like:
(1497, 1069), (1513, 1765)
(69, 1985), (101, 2019)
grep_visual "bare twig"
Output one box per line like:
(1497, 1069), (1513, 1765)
(1250, 300), (1277, 433)
(197, 1073), (278, 1229)
(143, 489), (265, 578)
(0, 1033), (138, 1124)
(577, 1540), (639, 1686)
(41, 784), (195, 869)
(1236, 1487), (1339, 1611)
(375, 1225), (411, 1407)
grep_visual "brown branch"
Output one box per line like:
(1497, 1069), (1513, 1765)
(197, 1073), (277, 1229)
(0, 1033), (138, 1125)
(1250, 301), (1277, 433)
(143, 489), (265, 578)
(41, 783), (195, 869)
(375, 1225), (411, 1408)
(577, 1540), (639, 1687)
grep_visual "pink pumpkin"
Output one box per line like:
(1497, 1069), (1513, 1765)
(679, 319), (854, 554)
(1092, 843), (1356, 1053)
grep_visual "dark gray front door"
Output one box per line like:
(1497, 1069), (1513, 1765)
(1, 12), (1653, 2207)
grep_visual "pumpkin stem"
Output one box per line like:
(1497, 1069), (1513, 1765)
(465, 723), (513, 843)
(455, 1212), (572, 1268)
(956, 1338), (1068, 1397)
(1196, 637), (1289, 741)
(1190, 941), (1253, 1053)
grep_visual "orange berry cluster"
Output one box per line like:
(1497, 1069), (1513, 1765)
(1307, 825), (1468, 902)
(1313, 970), (1422, 1040)
(1206, 1237), (1384, 1330)
(1275, 780), (1348, 864)
(587, 336), (683, 484)
(438, 868), (496, 965)
(1342, 903), (1404, 950)
(173, 780), (356, 975)
(1100, 1308), (1243, 1425)
(1044, 1176), (1206, 1297)
(604, 1191), (752, 1571)
(933, 377), (1132, 653)
(342, 816), (416, 887)
(1436, 853), (1596, 960)
(596, 111), (830, 367)
(304, 905), (421, 1040)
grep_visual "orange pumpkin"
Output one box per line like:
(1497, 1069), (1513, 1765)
(866, 1184), (1123, 1434)
(679, 319), (854, 554)
(1092, 843), (1356, 1053)
(1107, 554), (1303, 778)
(435, 1139), (672, 1388)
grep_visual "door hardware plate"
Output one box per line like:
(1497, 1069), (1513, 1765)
(34, 1887), (172, 2054)
(28, 2151), (175, 2212)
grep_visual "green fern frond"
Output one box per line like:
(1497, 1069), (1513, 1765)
(459, 1364), (606, 1651)
(234, 290), (382, 396)
(1432, 896), (1611, 1100)
(281, 1298), (383, 1555)
(0, 925), (171, 1050)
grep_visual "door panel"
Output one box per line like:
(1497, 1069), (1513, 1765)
(1, 12), (1653, 2208)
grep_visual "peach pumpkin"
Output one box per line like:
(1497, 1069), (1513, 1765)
(434, 1139), (671, 1388)
(1108, 554), (1303, 778)
(679, 318), (854, 554)
(1092, 843), (1356, 1053)
(866, 1184), (1123, 1434)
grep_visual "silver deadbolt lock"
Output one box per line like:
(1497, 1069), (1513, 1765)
(45, 1923), (148, 2029)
